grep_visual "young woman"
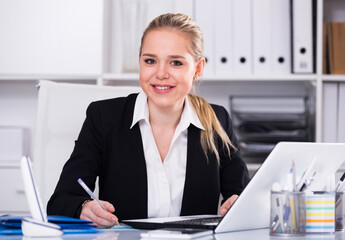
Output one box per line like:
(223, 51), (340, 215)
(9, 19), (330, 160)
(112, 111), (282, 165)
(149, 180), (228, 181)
(47, 13), (249, 228)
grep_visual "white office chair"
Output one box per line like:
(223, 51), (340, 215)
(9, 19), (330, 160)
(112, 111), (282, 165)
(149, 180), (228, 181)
(33, 80), (141, 207)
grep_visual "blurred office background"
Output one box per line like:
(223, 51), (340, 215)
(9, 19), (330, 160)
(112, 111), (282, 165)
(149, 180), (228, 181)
(0, 0), (344, 214)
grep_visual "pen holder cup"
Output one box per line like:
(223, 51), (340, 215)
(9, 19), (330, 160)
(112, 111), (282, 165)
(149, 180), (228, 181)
(336, 192), (345, 231)
(270, 191), (306, 236)
(305, 192), (336, 233)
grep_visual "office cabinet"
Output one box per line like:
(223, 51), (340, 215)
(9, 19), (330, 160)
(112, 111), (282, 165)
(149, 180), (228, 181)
(0, 0), (344, 209)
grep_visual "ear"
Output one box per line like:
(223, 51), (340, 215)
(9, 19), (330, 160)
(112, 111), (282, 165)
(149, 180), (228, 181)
(194, 58), (205, 81)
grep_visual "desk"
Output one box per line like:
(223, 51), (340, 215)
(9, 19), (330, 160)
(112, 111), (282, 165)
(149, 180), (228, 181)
(1, 228), (345, 240)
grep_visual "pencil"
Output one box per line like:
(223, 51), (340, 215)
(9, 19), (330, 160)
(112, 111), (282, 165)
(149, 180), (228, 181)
(292, 160), (297, 191)
(289, 197), (297, 230)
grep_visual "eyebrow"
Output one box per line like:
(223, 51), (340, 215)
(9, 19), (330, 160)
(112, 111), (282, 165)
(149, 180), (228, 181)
(141, 53), (186, 59)
(142, 53), (156, 58)
(169, 55), (186, 59)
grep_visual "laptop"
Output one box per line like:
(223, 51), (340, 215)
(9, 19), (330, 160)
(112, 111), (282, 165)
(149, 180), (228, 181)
(122, 142), (345, 233)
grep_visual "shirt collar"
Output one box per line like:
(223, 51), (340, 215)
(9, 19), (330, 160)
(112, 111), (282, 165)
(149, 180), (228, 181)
(131, 91), (149, 129)
(130, 91), (205, 131)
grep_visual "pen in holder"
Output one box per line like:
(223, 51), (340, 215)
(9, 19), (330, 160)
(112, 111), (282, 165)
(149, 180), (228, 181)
(270, 191), (306, 236)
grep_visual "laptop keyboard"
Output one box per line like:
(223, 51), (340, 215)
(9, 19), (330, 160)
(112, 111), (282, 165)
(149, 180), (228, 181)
(167, 216), (223, 226)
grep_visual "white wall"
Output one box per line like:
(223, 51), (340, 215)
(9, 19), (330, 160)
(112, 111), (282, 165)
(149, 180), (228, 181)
(0, 0), (103, 75)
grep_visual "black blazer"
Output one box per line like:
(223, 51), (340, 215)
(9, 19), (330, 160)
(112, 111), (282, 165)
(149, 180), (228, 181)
(47, 93), (249, 220)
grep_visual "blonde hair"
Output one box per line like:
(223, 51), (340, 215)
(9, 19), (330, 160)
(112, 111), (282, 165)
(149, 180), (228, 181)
(139, 13), (236, 162)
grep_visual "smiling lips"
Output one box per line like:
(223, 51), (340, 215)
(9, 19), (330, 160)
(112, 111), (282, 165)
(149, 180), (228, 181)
(152, 84), (175, 94)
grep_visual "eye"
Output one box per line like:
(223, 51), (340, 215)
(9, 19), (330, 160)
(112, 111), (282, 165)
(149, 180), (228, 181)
(144, 58), (156, 64)
(171, 60), (183, 66)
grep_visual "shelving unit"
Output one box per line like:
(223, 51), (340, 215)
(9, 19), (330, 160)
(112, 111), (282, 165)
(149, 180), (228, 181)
(0, 0), (344, 213)
(0, 0), (342, 150)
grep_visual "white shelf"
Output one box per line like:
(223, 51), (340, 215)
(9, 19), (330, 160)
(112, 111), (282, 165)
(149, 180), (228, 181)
(0, 162), (20, 168)
(322, 75), (345, 82)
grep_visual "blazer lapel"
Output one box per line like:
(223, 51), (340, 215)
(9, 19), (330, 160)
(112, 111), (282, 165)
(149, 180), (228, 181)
(180, 125), (203, 215)
(180, 125), (220, 216)
(128, 123), (148, 218)
(122, 94), (148, 219)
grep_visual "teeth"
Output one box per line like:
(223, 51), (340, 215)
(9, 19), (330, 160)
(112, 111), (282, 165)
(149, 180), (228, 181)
(155, 86), (171, 90)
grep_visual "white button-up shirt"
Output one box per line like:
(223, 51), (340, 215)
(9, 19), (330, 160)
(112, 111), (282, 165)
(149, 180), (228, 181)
(130, 91), (204, 218)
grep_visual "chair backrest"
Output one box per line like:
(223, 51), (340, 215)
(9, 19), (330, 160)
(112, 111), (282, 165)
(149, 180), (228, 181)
(34, 80), (141, 207)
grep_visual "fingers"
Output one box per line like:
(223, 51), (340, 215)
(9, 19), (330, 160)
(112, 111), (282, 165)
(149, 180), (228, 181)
(219, 194), (238, 216)
(228, 194), (238, 206)
(80, 200), (119, 228)
(101, 201), (119, 226)
(102, 200), (115, 213)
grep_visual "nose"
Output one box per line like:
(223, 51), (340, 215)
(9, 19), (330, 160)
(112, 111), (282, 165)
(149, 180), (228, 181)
(156, 63), (169, 80)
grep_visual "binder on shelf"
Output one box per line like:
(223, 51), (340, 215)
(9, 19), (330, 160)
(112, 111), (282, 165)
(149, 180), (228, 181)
(322, 82), (338, 142)
(338, 83), (345, 142)
(270, 0), (291, 74)
(252, 0), (271, 74)
(327, 22), (345, 74)
(322, 22), (328, 74)
(215, 0), (233, 75)
(333, 22), (345, 74)
(291, 0), (314, 73)
(233, 0), (252, 74)
(195, 0), (215, 75)
(327, 22), (335, 74)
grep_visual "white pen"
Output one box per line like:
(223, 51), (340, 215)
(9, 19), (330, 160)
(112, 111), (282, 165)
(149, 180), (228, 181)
(77, 178), (119, 225)
(297, 157), (316, 191)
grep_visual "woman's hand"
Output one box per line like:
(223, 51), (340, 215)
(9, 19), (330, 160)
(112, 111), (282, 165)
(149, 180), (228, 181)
(219, 194), (238, 216)
(80, 200), (119, 228)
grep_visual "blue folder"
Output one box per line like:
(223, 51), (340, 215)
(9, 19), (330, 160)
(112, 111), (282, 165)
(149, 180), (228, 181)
(0, 215), (99, 235)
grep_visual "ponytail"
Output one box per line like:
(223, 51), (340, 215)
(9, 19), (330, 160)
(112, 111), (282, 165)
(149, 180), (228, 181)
(188, 94), (236, 163)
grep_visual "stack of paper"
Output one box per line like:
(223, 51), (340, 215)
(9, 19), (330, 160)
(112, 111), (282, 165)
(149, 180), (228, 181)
(230, 96), (313, 164)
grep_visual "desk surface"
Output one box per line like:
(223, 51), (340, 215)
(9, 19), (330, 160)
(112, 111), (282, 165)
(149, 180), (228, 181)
(1, 228), (345, 240)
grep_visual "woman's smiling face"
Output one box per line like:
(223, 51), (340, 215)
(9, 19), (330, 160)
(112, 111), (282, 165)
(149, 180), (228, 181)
(139, 29), (202, 111)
